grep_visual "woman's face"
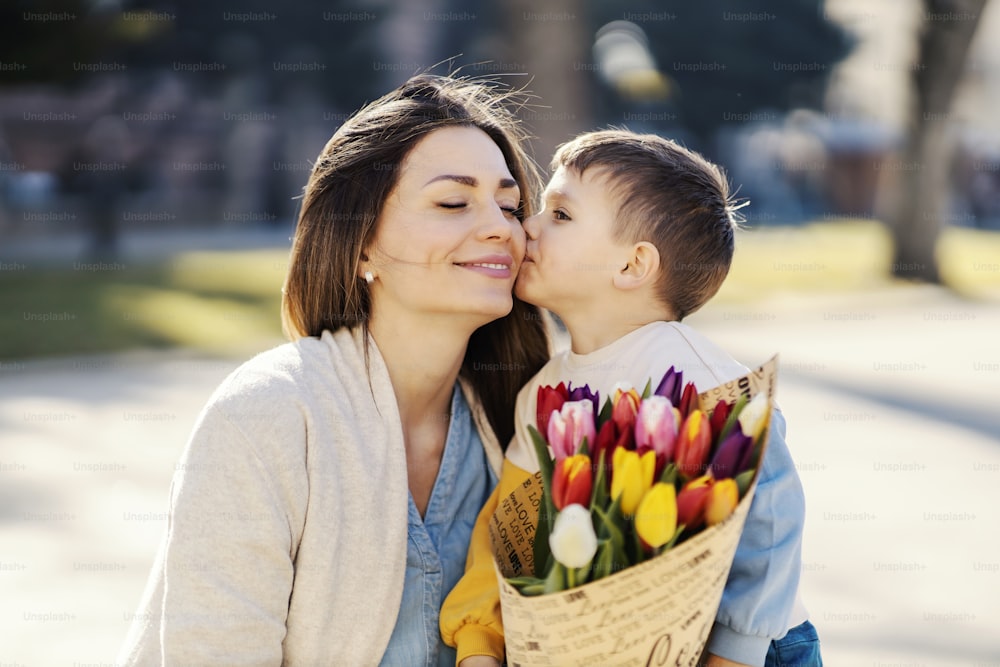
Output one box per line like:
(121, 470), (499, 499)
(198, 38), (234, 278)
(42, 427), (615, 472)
(366, 125), (526, 328)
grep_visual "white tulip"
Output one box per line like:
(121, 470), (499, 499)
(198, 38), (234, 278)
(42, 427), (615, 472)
(548, 504), (598, 569)
(738, 392), (770, 441)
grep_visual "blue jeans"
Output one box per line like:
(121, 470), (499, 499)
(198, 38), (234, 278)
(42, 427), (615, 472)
(764, 621), (822, 667)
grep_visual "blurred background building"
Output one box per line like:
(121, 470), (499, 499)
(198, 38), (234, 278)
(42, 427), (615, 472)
(1, 0), (997, 275)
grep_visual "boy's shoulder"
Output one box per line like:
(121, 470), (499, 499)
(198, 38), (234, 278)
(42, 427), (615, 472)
(644, 320), (749, 387)
(587, 320), (750, 389)
(527, 321), (750, 393)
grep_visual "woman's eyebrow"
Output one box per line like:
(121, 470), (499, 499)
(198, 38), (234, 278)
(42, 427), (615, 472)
(423, 174), (519, 191)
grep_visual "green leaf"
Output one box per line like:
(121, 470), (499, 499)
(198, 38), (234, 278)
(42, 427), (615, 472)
(577, 435), (589, 457)
(533, 496), (554, 578)
(663, 524), (685, 551)
(527, 424), (554, 488)
(518, 582), (547, 596)
(543, 561), (567, 594)
(625, 517), (642, 565)
(506, 575), (546, 588)
(575, 559), (593, 587)
(597, 396), (614, 425)
(594, 498), (626, 557)
(591, 540), (615, 581)
(640, 378), (652, 399)
(591, 449), (609, 510)
(659, 462), (679, 487)
(527, 423), (557, 577)
(735, 469), (755, 497)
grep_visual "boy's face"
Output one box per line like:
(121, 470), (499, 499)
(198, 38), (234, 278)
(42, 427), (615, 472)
(516, 165), (630, 313)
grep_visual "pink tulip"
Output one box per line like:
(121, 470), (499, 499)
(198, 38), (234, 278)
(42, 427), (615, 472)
(547, 400), (597, 460)
(634, 395), (679, 463)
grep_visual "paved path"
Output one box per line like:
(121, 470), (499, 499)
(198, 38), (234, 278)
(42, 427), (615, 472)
(1, 285), (998, 665)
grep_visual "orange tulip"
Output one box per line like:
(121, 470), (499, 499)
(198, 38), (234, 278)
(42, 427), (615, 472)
(676, 474), (713, 530)
(552, 454), (593, 510)
(705, 478), (739, 526)
(675, 410), (712, 479)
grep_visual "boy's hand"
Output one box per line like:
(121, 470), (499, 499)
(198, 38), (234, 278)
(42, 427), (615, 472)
(458, 657), (502, 667)
(702, 654), (753, 667)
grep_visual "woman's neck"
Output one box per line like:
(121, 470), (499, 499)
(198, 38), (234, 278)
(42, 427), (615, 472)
(366, 311), (470, 430)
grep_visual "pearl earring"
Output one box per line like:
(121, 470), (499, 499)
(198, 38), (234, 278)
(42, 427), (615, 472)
(364, 271), (374, 284)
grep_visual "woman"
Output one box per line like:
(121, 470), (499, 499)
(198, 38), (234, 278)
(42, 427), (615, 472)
(119, 74), (550, 666)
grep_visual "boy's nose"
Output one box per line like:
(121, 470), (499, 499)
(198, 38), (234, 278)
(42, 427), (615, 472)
(522, 212), (541, 239)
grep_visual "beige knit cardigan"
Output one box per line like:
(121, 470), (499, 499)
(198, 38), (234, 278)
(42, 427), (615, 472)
(118, 327), (504, 666)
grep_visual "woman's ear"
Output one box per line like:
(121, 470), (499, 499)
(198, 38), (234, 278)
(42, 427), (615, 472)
(612, 241), (660, 290)
(357, 251), (372, 281)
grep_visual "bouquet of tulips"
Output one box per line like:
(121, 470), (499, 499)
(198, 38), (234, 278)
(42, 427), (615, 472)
(507, 365), (771, 595)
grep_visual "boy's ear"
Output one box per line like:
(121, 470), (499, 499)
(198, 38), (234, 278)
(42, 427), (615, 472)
(612, 241), (660, 291)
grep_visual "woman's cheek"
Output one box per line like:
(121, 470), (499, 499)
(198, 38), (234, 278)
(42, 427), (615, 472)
(511, 221), (527, 255)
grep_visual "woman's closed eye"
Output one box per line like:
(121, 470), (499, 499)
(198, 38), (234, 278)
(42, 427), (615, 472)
(500, 203), (522, 219)
(438, 201), (522, 219)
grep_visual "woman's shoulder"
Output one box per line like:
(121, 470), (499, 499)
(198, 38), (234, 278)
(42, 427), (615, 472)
(198, 335), (351, 428)
(213, 330), (362, 399)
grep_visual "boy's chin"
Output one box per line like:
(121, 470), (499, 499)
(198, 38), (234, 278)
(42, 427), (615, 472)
(514, 279), (547, 310)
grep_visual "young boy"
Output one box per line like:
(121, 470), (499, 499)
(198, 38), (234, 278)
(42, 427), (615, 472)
(440, 130), (820, 667)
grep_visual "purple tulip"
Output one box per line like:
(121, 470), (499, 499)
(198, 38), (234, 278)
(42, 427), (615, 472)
(709, 430), (754, 479)
(654, 366), (683, 406)
(567, 383), (600, 420)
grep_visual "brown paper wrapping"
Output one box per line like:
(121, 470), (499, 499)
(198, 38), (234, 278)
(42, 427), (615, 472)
(489, 357), (778, 667)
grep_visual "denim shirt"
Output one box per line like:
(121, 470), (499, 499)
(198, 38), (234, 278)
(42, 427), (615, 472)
(379, 384), (498, 667)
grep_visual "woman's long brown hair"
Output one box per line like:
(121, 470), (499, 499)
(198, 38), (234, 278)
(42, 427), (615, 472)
(281, 73), (550, 447)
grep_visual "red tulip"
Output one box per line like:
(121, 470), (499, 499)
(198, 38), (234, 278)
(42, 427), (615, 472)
(677, 475), (713, 530)
(591, 419), (618, 477)
(675, 410), (712, 479)
(537, 382), (569, 441)
(552, 454), (593, 510)
(708, 399), (732, 443)
(613, 419), (634, 451)
(678, 381), (700, 418)
(611, 387), (641, 434)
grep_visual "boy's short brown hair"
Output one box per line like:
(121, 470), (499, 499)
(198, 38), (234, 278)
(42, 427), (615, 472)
(553, 129), (740, 320)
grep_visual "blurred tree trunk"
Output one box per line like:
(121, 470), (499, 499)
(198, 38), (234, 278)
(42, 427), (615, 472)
(501, 0), (591, 171)
(890, 0), (987, 282)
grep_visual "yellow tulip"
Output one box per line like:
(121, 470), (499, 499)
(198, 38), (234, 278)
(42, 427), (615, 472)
(634, 482), (678, 549)
(705, 478), (739, 526)
(611, 448), (655, 515)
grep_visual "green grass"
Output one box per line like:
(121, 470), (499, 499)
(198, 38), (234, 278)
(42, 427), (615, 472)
(716, 219), (1000, 303)
(1, 221), (998, 361)
(0, 250), (289, 361)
